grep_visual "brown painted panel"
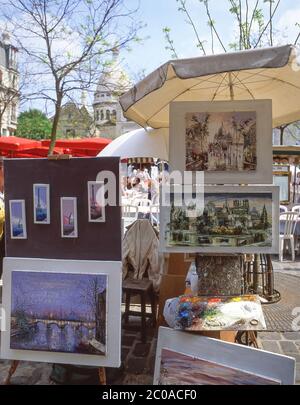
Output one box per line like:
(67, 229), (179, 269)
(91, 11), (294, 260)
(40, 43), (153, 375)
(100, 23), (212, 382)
(4, 157), (121, 261)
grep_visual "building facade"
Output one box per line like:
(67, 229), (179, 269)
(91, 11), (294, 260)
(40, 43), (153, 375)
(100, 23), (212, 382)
(0, 32), (19, 136)
(93, 49), (140, 139)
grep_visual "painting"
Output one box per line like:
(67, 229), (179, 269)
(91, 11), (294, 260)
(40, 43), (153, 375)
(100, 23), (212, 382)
(185, 111), (256, 172)
(87, 181), (105, 223)
(33, 184), (50, 224)
(165, 295), (266, 331)
(169, 100), (273, 184)
(9, 200), (27, 239)
(1, 258), (122, 367)
(10, 271), (107, 355)
(159, 349), (279, 385)
(153, 327), (295, 385)
(60, 197), (78, 238)
(160, 186), (279, 254)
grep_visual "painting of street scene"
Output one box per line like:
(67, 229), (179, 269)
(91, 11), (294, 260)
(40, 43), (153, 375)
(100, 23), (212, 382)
(9, 200), (27, 239)
(61, 197), (78, 238)
(88, 181), (105, 222)
(166, 193), (272, 249)
(33, 184), (50, 223)
(185, 111), (256, 171)
(10, 271), (107, 355)
(158, 349), (279, 385)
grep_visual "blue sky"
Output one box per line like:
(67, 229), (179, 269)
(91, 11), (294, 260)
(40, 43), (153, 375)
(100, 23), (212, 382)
(122, 0), (300, 80)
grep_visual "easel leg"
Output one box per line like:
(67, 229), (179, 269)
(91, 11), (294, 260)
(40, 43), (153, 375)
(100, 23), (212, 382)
(4, 360), (20, 385)
(98, 367), (106, 385)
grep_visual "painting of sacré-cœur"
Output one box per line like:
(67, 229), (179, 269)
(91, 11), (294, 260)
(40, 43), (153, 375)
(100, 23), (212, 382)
(10, 271), (107, 356)
(185, 111), (256, 172)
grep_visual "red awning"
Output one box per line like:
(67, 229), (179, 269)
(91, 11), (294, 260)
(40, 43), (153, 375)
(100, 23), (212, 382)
(0, 136), (40, 151)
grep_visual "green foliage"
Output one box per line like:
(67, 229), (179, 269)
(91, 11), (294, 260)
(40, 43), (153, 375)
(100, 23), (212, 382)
(16, 109), (52, 140)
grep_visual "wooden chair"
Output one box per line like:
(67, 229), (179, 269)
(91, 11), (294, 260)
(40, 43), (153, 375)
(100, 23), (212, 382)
(279, 211), (299, 262)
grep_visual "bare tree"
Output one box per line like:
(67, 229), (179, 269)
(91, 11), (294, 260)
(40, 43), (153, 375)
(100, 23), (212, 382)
(2, 0), (142, 154)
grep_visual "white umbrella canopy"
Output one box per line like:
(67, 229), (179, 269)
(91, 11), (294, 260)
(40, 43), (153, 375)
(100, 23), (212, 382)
(98, 127), (169, 160)
(120, 45), (300, 129)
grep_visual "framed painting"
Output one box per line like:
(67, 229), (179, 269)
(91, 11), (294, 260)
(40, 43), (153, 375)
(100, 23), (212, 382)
(1, 258), (122, 367)
(60, 197), (78, 238)
(33, 184), (50, 224)
(154, 327), (295, 385)
(9, 200), (27, 239)
(169, 100), (273, 184)
(160, 185), (280, 254)
(87, 181), (105, 223)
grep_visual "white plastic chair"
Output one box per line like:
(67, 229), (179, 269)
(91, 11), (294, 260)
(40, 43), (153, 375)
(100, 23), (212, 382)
(279, 211), (299, 262)
(292, 205), (300, 213)
(280, 205), (288, 213)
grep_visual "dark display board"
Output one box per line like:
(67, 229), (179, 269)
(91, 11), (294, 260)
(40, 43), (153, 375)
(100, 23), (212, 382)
(4, 157), (121, 261)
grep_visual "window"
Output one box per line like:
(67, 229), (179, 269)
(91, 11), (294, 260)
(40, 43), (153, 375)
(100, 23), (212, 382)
(66, 129), (76, 138)
(100, 110), (104, 120)
(106, 110), (110, 121)
(68, 113), (72, 120)
(112, 110), (117, 119)
(96, 110), (100, 121)
(11, 104), (17, 122)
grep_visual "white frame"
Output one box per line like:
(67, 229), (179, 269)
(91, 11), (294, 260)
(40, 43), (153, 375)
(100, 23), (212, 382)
(60, 197), (78, 238)
(87, 181), (105, 223)
(154, 327), (295, 385)
(170, 100), (273, 184)
(33, 184), (50, 224)
(160, 185), (279, 254)
(1, 258), (122, 367)
(9, 200), (27, 240)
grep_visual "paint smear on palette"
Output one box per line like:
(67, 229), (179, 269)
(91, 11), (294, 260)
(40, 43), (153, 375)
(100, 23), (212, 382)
(159, 349), (280, 385)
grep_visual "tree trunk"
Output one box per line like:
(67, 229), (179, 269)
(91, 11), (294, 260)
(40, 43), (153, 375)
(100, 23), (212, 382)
(48, 96), (62, 155)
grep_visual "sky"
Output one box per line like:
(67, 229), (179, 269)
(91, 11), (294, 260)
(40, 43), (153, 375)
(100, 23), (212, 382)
(11, 271), (107, 319)
(121, 0), (300, 79)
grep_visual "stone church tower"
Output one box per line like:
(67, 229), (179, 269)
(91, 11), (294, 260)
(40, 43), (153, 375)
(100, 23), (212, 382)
(93, 49), (139, 139)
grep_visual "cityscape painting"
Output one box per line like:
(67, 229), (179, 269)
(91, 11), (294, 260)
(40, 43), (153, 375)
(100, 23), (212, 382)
(33, 184), (50, 224)
(185, 111), (256, 172)
(160, 186), (279, 253)
(60, 197), (78, 238)
(10, 271), (107, 356)
(87, 181), (105, 223)
(9, 200), (27, 239)
(158, 349), (279, 385)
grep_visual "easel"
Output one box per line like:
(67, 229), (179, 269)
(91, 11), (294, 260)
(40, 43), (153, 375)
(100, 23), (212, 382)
(4, 361), (107, 385)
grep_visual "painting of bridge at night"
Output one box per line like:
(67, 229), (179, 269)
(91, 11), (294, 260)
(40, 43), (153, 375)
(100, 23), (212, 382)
(10, 271), (107, 356)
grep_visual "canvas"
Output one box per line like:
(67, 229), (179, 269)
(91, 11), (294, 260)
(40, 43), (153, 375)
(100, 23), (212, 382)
(170, 100), (273, 184)
(33, 184), (50, 224)
(1, 258), (122, 367)
(153, 327), (295, 385)
(9, 200), (27, 239)
(87, 181), (105, 223)
(60, 197), (78, 238)
(164, 295), (266, 331)
(160, 186), (279, 254)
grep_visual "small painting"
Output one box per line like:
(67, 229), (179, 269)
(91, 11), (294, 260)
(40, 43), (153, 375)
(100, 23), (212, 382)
(9, 200), (27, 239)
(33, 184), (50, 224)
(159, 349), (279, 385)
(185, 111), (256, 172)
(87, 181), (105, 223)
(60, 197), (78, 238)
(10, 271), (107, 355)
